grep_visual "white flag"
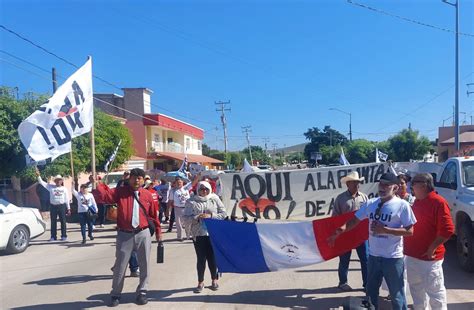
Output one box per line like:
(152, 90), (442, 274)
(18, 58), (93, 161)
(178, 152), (188, 173)
(104, 139), (122, 172)
(377, 149), (389, 162)
(241, 158), (260, 172)
(375, 147), (380, 163)
(339, 147), (350, 166)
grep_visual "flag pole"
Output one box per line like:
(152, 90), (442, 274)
(53, 67), (75, 184)
(88, 56), (97, 189)
(104, 144), (120, 184)
(104, 153), (117, 184)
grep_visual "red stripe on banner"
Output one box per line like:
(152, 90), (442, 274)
(312, 211), (369, 261)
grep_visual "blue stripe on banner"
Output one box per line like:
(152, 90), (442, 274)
(204, 219), (270, 273)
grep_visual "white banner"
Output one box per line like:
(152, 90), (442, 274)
(219, 162), (388, 221)
(18, 58), (93, 161)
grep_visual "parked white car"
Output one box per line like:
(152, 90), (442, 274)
(0, 198), (46, 254)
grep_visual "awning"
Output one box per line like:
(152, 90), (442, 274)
(148, 152), (224, 164)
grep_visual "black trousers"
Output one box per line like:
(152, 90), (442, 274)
(96, 203), (106, 225)
(50, 203), (67, 239)
(193, 236), (218, 282)
(158, 202), (168, 222)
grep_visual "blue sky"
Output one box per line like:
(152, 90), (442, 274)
(1, 0), (473, 151)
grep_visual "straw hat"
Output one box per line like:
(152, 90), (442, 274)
(53, 175), (63, 181)
(143, 179), (153, 189)
(341, 171), (364, 184)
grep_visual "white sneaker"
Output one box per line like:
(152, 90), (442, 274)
(99, 224), (104, 228)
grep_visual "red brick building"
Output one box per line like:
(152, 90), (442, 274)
(94, 88), (223, 171)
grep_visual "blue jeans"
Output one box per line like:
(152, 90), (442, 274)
(338, 240), (368, 288)
(129, 251), (138, 272)
(367, 255), (407, 310)
(78, 212), (93, 239)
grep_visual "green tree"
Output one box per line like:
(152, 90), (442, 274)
(303, 126), (347, 162)
(319, 144), (341, 165)
(225, 152), (243, 170)
(0, 87), (133, 182)
(346, 139), (377, 164)
(387, 129), (431, 161)
(202, 143), (211, 156)
(242, 146), (270, 165)
(0, 87), (49, 177)
(286, 152), (304, 164)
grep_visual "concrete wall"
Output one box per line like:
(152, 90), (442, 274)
(94, 94), (125, 118)
(438, 125), (474, 161)
(125, 120), (147, 158)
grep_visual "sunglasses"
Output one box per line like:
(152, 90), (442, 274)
(199, 187), (210, 192)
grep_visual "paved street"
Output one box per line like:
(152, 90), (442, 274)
(1, 222), (473, 310)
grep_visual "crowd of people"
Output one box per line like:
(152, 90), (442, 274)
(36, 166), (225, 307)
(328, 171), (454, 310)
(35, 165), (454, 309)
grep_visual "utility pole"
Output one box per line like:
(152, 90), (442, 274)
(215, 101), (231, 153)
(272, 143), (278, 164)
(242, 125), (253, 164)
(329, 108), (352, 141)
(467, 83), (474, 96)
(443, 0), (460, 152)
(263, 137), (270, 158)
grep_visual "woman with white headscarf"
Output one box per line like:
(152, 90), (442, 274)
(184, 181), (227, 293)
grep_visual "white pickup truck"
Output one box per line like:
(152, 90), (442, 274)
(429, 156), (474, 272)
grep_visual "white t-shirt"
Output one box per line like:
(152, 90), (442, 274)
(171, 183), (192, 208)
(72, 190), (98, 213)
(38, 177), (70, 208)
(355, 196), (417, 259)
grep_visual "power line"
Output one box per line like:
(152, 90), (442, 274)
(347, 0), (474, 37)
(0, 26), (219, 127)
(0, 56), (211, 137)
(374, 71), (474, 133)
(0, 57), (53, 81)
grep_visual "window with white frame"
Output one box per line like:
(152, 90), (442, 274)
(186, 138), (191, 150)
(197, 141), (201, 150)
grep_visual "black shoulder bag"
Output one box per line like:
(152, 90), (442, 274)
(133, 193), (156, 237)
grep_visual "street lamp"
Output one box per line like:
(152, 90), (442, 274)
(329, 108), (352, 141)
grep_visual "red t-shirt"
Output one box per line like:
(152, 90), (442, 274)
(91, 183), (108, 204)
(404, 191), (454, 261)
(147, 187), (160, 210)
(97, 184), (161, 235)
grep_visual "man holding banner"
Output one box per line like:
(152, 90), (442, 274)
(332, 171), (368, 292)
(328, 173), (417, 310)
(36, 168), (71, 241)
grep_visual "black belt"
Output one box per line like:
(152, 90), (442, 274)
(118, 227), (147, 234)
